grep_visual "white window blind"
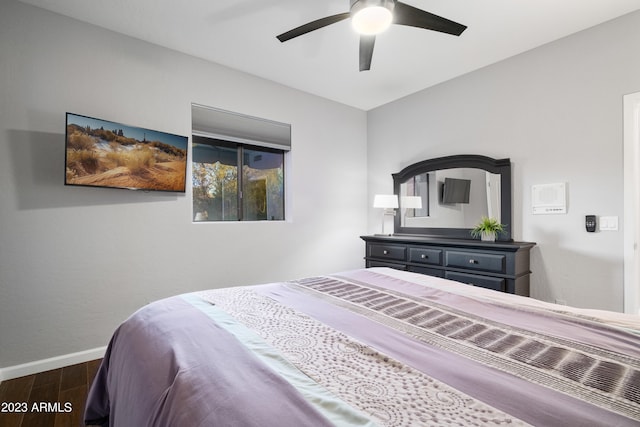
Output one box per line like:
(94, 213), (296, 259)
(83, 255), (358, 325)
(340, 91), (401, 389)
(191, 103), (291, 151)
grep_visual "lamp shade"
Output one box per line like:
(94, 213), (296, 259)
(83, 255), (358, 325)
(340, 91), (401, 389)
(373, 194), (398, 209)
(401, 196), (423, 209)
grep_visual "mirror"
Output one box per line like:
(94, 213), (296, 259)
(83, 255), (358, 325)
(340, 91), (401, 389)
(392, 155), (512, 241)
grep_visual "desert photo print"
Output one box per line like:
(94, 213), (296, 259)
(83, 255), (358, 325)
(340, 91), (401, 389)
(65, 113), (188, 192)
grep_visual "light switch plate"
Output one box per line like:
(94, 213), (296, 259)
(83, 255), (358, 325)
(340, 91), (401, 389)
(599, 216), (619, 231)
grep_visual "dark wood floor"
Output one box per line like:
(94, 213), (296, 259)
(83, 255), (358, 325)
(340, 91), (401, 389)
(0, 359), (102, 427)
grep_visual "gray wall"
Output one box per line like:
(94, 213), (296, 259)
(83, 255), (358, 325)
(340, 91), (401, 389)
(367, 11), (640, 311)
(0, 1), (367, 369)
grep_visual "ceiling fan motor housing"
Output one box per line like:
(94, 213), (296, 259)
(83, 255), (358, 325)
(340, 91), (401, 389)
(351, 0), (395, 35)
(350, 0), (395, 16)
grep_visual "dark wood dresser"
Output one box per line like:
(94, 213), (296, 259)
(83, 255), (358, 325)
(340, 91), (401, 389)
(361, 234), (536, 296)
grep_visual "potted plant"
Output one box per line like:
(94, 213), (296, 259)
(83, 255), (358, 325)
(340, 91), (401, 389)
(471, 216), (505, 242)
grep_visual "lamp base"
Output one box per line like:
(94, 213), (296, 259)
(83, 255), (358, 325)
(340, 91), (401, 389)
(380, 212), (395, 235)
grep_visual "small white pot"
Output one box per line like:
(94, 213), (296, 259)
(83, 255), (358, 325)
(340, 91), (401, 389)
(481, 231), (496, 242)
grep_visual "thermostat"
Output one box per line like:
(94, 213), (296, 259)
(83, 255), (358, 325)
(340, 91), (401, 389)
(532, 183), (567, 215)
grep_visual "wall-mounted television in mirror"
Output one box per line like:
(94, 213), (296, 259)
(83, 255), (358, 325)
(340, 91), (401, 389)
(442, 177), (471, 204)
(65, 113), (188, 192)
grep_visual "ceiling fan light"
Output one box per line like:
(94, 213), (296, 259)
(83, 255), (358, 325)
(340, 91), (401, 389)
(351, 1), (394, 35)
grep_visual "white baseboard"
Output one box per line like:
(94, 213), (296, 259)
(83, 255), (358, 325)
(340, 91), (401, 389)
(0, 346), (107, 383)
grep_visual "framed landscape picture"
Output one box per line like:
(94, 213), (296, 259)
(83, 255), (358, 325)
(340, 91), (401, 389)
(65, 113), (188, 192)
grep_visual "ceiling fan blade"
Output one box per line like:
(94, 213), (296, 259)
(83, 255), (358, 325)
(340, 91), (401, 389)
(393, 2), (467, 36)
(359, 35), (376, 72)
(277, 12), (350, 42)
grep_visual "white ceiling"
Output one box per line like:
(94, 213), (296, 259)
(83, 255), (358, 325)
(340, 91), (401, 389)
(19, 0), (640, 110)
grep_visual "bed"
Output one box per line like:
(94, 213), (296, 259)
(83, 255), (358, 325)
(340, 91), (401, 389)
(84, 268), (640, 426)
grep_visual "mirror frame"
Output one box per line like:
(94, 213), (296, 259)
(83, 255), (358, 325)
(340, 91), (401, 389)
(392, 155), (512, 241)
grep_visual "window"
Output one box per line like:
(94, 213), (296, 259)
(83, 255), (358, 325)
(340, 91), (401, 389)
(191, 104), (290, 222)
(192, 137), (285, 221)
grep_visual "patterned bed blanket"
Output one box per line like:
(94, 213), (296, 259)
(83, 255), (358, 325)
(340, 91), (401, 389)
(85, 268), (640, 426)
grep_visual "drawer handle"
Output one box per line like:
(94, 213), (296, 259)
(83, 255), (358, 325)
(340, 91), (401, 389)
(383, 250), (389, 255)
(421, 254), (428, 259)
(469, 259), (479, 264)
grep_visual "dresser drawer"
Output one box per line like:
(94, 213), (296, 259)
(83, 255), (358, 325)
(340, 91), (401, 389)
(445, 250), (506, 274)
(368, 244), (406, 261)
(408, 248), (443, 266)
(368, 260), (407, 270)
(408, 266), (444, 277)
(445, 271), (506, 292)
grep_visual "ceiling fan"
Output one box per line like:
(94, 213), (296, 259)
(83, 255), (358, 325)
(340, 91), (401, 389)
(277, 0), (467, 71)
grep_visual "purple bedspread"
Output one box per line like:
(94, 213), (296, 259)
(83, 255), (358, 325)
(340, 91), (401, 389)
(84, 296), (337, 427)
(85, 268), (640, 426)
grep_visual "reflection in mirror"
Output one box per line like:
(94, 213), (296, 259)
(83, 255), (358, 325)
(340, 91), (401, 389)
(402, 173), (429, 217)
(399, 168), (501, 229)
